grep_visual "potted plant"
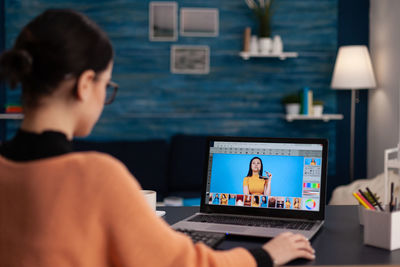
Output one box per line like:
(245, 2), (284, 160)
(245, 0), (275, 54)
(281, 94), (301, 115)
(313, 100), (324, 116)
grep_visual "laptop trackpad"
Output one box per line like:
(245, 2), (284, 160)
(206, 225), (246, 233)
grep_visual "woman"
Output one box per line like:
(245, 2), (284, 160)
(0, 9), (315, 267)
(268, 197), (277, 208)
(244, 195), (252, 206)
(212, 193), (220, 204)
(236, 194), (244, 206)
(221, 193), (228, 205)
(294, 198), (301, 209)
(243, 157), (272, 196)
(261, 196), (269, 208)
(252, 195), (260, 207)
(276, 197), (285, 209)
(228, 194), (236, 205)
(285, 197), (292, 209)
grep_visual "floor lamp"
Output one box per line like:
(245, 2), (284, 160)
(331, 45), (376, 182)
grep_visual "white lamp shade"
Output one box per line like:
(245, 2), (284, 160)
(331, 45), (376, 90)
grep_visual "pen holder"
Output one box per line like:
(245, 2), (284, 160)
(363, 208), (400, 251)
(358, 205), (366, 225)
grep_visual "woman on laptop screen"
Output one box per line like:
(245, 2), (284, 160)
(243, 157), (272, 195)
(261, 195), (269, 207)
(0, 9), (315, 267)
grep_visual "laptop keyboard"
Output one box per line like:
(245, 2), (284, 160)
(188, 214), (315, 230)
(175, 228), (226, 248)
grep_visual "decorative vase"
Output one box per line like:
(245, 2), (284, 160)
(258, 13), (271, 39)
(259, 37), (272, 54)
(285, 103), (301, 115)
(313, 105), (324, 116)
(258, 12), (271, 54)
(249, 35), (258, 54)
(272, 35), (283, 55)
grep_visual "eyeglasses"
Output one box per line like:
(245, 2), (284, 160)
(105, 81), (119, 105)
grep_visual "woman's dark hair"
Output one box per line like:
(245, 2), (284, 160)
(253, 195), (259, 204)
(246, 157), (263, 177)
(0, 9), (113, 108)
(262, 196), (267, 203)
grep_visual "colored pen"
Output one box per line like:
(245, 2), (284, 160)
(358, 189), (375, 209)
(390, 182), (394, 212)
(366, 187), (384, 211)
(352, 192), (371, 210)
(356, 192), (375, 210)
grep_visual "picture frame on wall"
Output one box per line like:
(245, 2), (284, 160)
(171, 45), (210, 74)
(180, 8), (219, 37)
(149, 1), (177, 41)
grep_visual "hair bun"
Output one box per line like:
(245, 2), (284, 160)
(0, 49), (32, 89)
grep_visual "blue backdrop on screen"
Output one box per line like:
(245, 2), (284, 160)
(210, 154), (304, 197)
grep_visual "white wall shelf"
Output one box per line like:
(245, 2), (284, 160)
(0, 113), (24, 120)
(239, 51), (298, 60)
(285, 114), (344, 122)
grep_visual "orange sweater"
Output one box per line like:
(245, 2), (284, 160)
(0, 152), (256, 267)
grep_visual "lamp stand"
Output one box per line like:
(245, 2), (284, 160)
(350, 89), (356, 182)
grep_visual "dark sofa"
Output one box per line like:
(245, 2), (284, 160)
(73, 134), (207, 201)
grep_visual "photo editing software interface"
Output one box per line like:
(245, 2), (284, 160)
(205, 141), (323, 212)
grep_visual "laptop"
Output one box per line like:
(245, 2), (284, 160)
(172, 136), (328, 239)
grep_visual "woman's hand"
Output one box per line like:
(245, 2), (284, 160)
(262, 232), (315, 266)
(263, 172), (272, 196)
(243, 186), (249, 195)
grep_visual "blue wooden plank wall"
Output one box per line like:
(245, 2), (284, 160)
(4, 0), (338, 175)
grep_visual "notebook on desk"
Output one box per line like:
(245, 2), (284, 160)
(172, 136), (328, 239)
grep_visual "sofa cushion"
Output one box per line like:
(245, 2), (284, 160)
(329, 171), (400, 205)
(73, 140), (169, 201)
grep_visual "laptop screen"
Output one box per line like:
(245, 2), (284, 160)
(204, 139), (326, 213)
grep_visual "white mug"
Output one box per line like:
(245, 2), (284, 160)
(141, 190), (156, 211)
